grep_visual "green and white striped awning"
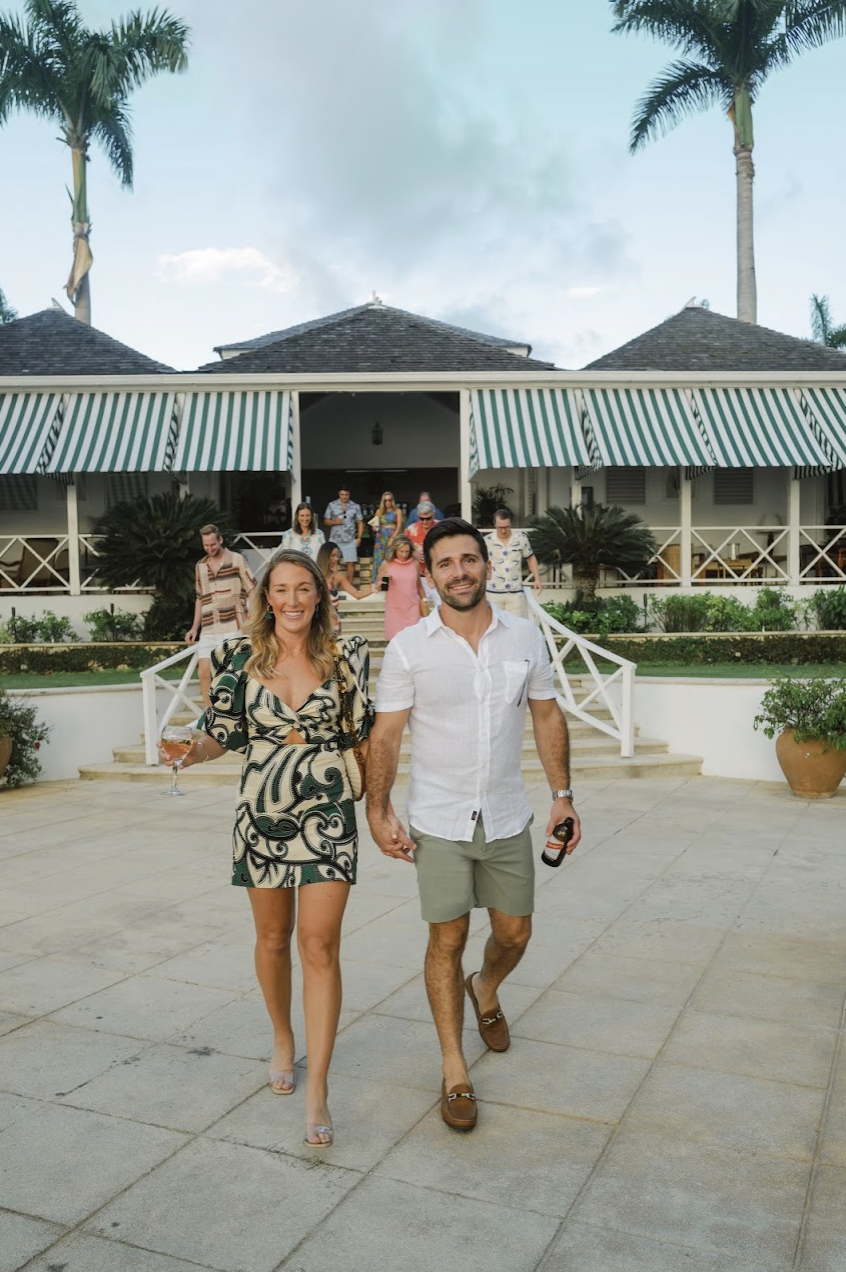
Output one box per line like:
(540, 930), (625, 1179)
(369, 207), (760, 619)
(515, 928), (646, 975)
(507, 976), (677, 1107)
(0, 392), (63, 474)
(799, 388), (846, 470)
(46, 392), (178, 473)
(469, 388), (592, 475)
(175, 391), (293, 472)
(691, 388), (831, 467)
(582, 387), (716, 467)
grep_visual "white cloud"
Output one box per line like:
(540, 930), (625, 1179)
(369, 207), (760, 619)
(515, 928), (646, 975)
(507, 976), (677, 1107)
(155, 247), (298, 294)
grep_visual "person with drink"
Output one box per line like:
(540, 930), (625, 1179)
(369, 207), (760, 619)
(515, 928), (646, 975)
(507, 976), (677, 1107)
(280, 503), (325, 560)
(323, 485), (363, 584)
(316, 543), (374, 632)
(163, 549), (373, 1148)
(371, 491), (404, 572)
(365, 518), (580, 1132)
(374, 535), (427, 640)
(185, 524), (255, 707)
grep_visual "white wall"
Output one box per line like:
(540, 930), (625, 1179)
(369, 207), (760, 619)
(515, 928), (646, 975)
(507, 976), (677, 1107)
(301, 392), (459, 468)
(7, 684), (144, 781)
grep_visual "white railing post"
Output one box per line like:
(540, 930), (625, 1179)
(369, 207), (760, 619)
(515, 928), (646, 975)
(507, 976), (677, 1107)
(620, 660), (635, 758)
(140, 646), (202, 764)
(66, 480), (81, 596)
(787, 474), (801, 586)
(679, 469), (692, 587)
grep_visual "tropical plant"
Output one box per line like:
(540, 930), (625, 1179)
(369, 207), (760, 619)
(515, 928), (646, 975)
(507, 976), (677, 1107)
(472, 484), (514, 527)
(0, 610), (77, 641)
(753, 675), (846, 748)
(611, 1), (846, 324)
(0, 286), (18, 322)
(748, 586), (796, 631)
(83, 606), (143, 641)
(649, 592), (712, 632)
(542, 593), (642, 637)
(807, 586), (846, 631)
(91, 492), (231, 640)
(0, 687), (50, 786)
(0, 0), (189, 323)
(527, 504), (656, 602)
(810, 294), (846, 349)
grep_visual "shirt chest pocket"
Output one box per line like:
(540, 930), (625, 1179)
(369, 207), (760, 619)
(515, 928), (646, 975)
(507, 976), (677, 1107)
(502, 659), (531, 706)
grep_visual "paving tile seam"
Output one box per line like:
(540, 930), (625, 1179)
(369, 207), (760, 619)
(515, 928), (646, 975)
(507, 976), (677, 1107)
(16, 1229), (222, 1272)
(789, 987), (846, 1271)
(550, 1216), (783, 1271)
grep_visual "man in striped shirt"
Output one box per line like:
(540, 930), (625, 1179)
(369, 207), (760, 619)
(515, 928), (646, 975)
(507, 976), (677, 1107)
(185, 524), (255, 705)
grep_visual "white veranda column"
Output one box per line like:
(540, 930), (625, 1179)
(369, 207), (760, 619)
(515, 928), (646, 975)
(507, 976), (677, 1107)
(289, 391), (302, 510)
(66, 478), (81, 595)
(679, 467), (692, 586)
(459, 389), (473, 521)
(787, 471), (801, 585)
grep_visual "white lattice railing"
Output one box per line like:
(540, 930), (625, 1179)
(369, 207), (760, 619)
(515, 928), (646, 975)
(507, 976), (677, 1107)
(527, 591), (635, 758)
(0, 534), (71, 591)
(609, 524), (846, 586)
(140, 646), (203, 765)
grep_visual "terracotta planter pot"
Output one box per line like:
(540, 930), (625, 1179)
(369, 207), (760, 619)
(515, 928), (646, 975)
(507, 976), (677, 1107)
(775, 729), (846, 799)
(0, 734), (12, 782)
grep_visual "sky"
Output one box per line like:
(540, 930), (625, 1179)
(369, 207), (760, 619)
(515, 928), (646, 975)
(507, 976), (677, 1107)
(2, 0), (845, 371)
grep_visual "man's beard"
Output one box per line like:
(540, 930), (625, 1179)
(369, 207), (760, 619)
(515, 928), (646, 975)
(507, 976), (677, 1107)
(437, 574), (486, 612)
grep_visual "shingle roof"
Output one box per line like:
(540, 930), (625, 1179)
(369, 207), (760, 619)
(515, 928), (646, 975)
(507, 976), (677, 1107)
(0, 309), (174, 375)
(213, 301), (532, 358)
(585, 306), (846, 372)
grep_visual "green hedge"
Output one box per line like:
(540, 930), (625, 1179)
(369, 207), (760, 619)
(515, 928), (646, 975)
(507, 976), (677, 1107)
(0, 642), (181, 675)
(564, 631), (846, 666)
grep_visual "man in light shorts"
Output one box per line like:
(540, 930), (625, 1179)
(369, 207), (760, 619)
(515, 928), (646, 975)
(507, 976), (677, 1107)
(324, 485), (363, 583)
(484, 506), (542, 619)
(366, 517), (581, 1131)
(185, 523), (255, 706)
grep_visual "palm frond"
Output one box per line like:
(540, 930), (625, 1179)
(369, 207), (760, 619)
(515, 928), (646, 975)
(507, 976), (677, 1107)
(527, 504), (656, 599)
(110, 9), (190, 90)
(91, 105), (134, 186)
(810, 293), (832, 344)
(780, 0), (846, 55)
(612, 0), (723, 59)
(630, 59), (730, 149)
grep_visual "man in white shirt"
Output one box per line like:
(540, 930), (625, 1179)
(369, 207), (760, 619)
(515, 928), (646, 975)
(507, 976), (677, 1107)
(484, 507), (542, 620)
(366, 518), (581, 1132)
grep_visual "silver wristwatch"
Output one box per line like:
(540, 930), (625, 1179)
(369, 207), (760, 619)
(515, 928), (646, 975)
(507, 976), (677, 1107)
(551, 788), (574, 801)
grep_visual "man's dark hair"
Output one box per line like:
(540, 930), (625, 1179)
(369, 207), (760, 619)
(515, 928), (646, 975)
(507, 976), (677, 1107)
(423, 517), (488, 572)
(493, 507), (512, 522)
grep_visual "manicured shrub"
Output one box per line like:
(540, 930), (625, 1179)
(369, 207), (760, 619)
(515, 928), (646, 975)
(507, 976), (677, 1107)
(808, 586), (846, 631)
(84, 607), (144, 642)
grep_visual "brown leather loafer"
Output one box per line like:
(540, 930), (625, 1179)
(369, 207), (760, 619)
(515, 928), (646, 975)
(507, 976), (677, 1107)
(465, 971), (510, 1052)
(441, 1080), (477, 1131)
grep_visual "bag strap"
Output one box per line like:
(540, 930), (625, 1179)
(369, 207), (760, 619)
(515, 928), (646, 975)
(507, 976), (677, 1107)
(332, 642), (365, 768)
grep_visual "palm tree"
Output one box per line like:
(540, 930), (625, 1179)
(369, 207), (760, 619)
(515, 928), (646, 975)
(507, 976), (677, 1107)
(810, 294), (846, 350)
(0, 0), (189, 324)
(0, 287), (18, 323)
(611, 1), (846, 325)
(527, 504), (657, 602)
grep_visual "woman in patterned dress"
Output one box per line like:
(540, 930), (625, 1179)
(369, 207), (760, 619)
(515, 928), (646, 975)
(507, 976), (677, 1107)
(371, 491), (403, 572)
(169, 549), (373, 1148)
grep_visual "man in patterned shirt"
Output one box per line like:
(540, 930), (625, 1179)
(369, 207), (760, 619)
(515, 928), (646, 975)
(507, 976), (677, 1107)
(483, 508), (542, 619)
(185, 524), (255, 705)
(324, 485), (363, 583)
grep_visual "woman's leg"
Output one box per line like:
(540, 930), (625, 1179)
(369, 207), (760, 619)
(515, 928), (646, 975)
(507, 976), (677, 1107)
(248, 889), (297, 1091)
(297, 880), (350, 1143)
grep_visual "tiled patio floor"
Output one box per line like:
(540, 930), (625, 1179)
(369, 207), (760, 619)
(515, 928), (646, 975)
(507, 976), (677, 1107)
(0, 772), (844, 1272)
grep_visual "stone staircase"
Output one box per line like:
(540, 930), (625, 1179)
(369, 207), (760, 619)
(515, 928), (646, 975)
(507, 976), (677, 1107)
(78, 600), (703, 786)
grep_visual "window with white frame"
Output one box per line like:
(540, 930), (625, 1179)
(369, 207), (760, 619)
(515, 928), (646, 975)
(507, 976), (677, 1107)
(605, 466), (646, 505)
(714, 468), (754, 505)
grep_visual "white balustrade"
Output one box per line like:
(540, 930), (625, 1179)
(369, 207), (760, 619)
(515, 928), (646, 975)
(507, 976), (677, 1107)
(527, 590), (635, 758)
(140, 645), (203, 764)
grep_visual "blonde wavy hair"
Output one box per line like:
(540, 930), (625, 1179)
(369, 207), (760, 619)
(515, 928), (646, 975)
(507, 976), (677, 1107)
(376, 491), (397, 520)
(246, 549), (336, 683)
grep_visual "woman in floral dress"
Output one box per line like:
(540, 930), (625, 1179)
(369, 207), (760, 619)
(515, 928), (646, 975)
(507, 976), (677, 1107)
(168, 549), (372, 1149)
(371, 491), (403, 571)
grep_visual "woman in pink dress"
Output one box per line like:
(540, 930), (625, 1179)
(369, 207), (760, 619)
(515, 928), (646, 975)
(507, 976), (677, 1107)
(375, 536), (427, 640)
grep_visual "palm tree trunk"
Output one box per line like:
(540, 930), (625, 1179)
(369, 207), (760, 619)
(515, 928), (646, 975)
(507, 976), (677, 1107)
(572, 569), (598, 603)
(735, 144), (757, 323)
(66, 146), (93, 324)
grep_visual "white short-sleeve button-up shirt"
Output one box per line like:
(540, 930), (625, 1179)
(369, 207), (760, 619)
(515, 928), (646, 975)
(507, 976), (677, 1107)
(375, 604), (556, 842)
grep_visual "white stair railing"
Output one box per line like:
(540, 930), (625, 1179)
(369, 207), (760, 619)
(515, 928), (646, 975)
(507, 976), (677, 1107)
(527, 591), (636, 758)
(140, 646), (203, 764)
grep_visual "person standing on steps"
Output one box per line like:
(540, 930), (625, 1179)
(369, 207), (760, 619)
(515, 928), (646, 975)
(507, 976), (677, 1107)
(365, 518), (581, 1132)
(185, 524), (255, 707)
(324, 485), (363, 585)
(484, 507), (543, 620)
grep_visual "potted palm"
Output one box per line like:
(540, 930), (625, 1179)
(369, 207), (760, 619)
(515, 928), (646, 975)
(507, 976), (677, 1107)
(753, 676), (846, 799)
(0, 689), (51, 788)
(527, 504), (656, 602)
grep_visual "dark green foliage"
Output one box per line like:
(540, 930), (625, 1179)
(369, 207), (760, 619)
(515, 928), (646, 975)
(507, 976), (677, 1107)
(650, 588), (797, 634)
(585, 632), (846, 666)
(542, 594), (642, 637)
(93, 492), (229, 598)
(649, 594), (712, 633)
(472, 485), (513, 527)
(754, 676), (846, 749)
(0, 643), (179, 676)
(0, 611), (78, 642)
(809, 587), (846, 631)
(0, 287), (18, 323)
(0, 688), (51, 787)
(83, 608), (144, 641)
(528, 505), (656, 601)
(143, 592), (192, 641)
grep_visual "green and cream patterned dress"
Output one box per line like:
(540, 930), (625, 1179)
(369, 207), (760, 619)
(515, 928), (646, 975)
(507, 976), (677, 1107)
(201, 635), (373, 889)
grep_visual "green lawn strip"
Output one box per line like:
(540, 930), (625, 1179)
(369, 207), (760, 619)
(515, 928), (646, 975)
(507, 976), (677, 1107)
(3, 667), (187, 689)
(565, 662), (844, 679)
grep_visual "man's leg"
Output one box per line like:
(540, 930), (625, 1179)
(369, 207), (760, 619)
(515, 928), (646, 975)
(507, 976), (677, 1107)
(470, 909), (532, 1020)
(424, 912), (471, 1089)
(197, 656), (211, 708)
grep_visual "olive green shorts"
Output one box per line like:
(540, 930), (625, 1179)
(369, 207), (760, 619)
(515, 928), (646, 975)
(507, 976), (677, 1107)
(409, 816), (535, 924)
